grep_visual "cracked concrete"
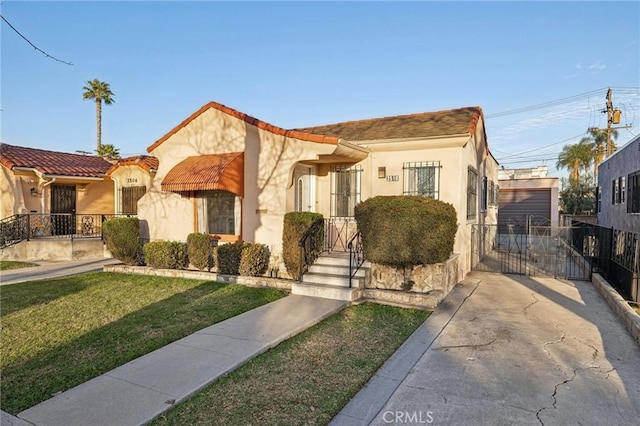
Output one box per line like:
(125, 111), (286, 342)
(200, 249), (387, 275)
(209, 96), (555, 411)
(335, 272), (640, 426)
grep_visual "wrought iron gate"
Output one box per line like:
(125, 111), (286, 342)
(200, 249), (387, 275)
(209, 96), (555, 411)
(472, 224), (591, 280)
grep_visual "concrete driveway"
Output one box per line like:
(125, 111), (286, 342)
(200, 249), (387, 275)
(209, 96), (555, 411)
(336, 272), (640, 425)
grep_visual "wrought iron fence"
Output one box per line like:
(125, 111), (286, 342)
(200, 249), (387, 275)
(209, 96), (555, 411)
(0, 213), (136, 249)
(0, 215), (30, 249)
(571, 221), (639, 302)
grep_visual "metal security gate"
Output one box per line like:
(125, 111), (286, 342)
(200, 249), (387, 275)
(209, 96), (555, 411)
(51, 184), (76, 236)
(472, 224), (591, 280)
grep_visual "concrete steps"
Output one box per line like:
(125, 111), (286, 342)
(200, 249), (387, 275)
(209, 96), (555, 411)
(291, 252), (370, 301)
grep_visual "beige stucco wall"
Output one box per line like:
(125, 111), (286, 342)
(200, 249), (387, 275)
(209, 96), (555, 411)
(312, 122), (498, 278)
(109, 165), (154, 213)
(139, 107), (336, 261)
(75, 179), (115, 214)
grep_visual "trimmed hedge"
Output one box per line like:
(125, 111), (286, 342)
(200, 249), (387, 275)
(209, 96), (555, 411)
(216, 241), (245, 275)
(283, 212), (324, 280)
(143, 241), (188, 270)
(239, 243), (269, 277)
(355, 196), (457, 267)
(187, 233), (214, 271)
(102, 217), (141, 265)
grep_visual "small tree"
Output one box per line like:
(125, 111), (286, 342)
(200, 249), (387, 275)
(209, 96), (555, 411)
(96, 144), (120, 160)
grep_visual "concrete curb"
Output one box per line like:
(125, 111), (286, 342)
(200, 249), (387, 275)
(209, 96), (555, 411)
(592, 273), (640, 345)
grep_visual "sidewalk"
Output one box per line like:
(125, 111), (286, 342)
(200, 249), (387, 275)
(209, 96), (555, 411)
(0, 258), (121, 285)
(13, 295), (347, 426)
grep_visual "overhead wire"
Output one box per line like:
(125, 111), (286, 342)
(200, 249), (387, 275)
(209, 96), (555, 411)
(0, 14), (73, 65)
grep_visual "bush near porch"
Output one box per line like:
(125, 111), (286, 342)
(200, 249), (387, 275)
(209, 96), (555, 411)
(355, 195), (458, 267)
(102, 217), (142, 265)
(282, 212), (324, 280)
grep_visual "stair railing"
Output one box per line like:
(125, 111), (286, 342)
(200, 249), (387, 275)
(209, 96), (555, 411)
(347, 231), (364, 288)
(297, 217), (325, 281)
(0, 214), (30, 249)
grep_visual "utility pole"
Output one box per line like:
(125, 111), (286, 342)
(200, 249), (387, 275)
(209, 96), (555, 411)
(605, 88), (613, 158)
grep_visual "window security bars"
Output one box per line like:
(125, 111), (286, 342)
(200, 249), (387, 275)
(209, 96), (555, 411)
(628, 170), (640, 214)
(120, 186), (147, 215)
(467, 167), (478, 220)
(403, 162), (440, 199)
(331, 166), (362, 218)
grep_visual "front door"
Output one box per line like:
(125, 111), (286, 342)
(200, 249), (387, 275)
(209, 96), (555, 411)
(51, 184), (76, 235)
(294, 166), (315, 212)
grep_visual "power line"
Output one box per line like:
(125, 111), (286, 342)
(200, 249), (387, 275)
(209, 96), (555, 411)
(485, 87), (640, 119)
(496, 132), (587, 160)
(1, 14), (73, 65)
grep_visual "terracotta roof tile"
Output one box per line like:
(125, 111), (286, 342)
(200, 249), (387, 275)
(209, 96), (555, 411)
(161, 152), (244, 196)
(0, 143), (112, 178)
(106, 155), (159, 175)
(147, 102), (339, 153)
(293, 107), (484, 141)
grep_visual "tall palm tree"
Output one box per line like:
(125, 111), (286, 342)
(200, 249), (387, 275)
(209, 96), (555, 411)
(556, 140), (594, 184)
(582, 127), (618, 178)
(82, 79), (115, 151)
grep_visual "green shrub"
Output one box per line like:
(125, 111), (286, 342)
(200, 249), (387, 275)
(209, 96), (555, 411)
(102, 217), (141, 265)
(143, 241), (188, 270)
(216, 241), (245, 275)
(239, 243), (269, 276)
(355, 196), (458, 267)
(187, 233), (213, 271)
(283, 212), (324, 280)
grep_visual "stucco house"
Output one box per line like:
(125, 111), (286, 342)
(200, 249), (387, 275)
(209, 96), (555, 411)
(0, 144), (157, 258)
(138, 101), (498, 279)
(0, 143), (115, 221)
(597, 134), (640, 233)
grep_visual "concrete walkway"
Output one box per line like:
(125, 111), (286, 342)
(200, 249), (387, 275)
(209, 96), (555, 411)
(0, 258), (121, 285)
(12, 295), (346, 426)
(333, 272), (640, 425)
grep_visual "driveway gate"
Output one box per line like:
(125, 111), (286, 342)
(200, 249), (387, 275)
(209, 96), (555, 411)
(471, 224), (591, 280)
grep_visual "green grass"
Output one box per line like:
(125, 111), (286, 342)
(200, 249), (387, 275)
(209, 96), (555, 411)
(0, 260), (39, 271)
(152, 303), (430, 425)
(0, 272), (286, 414)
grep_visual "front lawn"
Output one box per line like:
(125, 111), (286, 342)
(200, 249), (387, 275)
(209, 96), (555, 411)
(152, 304), (430, 425)
(0, 260), (39, 271)
(0, 272), (286, 414)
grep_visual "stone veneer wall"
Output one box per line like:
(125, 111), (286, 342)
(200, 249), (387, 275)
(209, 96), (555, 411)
(367, 254), (459, 294)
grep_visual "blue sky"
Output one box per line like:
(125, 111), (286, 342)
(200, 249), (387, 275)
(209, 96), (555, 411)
(1, 1), (639, 179)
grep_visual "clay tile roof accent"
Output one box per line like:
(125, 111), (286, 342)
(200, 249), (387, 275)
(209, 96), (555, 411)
(147, 102), (339, 153)
(106, 155), (159, 175)
(161, 152), (244, 196)
(293, 106), (484, 141)
(0, 143), (112, 178)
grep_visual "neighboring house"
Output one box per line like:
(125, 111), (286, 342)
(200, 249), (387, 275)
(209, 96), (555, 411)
(106, 155), (158, 215)
(597, 135), (640, 233)
(498, 165), (559, 229)
(139, 101), (498, 278)
(0, 143), (115, 221)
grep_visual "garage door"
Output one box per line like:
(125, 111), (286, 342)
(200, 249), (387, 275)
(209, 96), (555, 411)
(498, 188), (551, 230)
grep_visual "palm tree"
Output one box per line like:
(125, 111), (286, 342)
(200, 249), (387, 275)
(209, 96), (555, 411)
(556, 140), (594, 183)
(82, 79), (115, 151)
(96, 144), (120, 160)
(583, 127), (618, 178)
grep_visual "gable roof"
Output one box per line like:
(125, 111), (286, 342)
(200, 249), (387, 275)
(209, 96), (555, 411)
(0, 143), (112, 178)
(293, 107), (484, 141)
(147, 102), (340, 153)
(106, 155), (159, 175)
